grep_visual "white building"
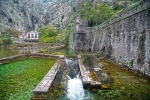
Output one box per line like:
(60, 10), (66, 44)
(26, 30), (39, 41)
(18, 30), (39, 42)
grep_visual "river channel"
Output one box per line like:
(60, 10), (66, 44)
(0, 46), (150, 100)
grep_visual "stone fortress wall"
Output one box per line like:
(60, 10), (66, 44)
(70, 0), (150, 76)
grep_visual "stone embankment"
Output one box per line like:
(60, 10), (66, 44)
(0, 54), (64, 63)
(32, 59), (64, 100)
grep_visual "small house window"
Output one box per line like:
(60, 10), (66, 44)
(28, 34), (30, 38)
(31, 34), (34, 38)
(35, 34), (37, 38)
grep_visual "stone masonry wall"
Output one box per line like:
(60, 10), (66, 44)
(69, 16), (93, 51)
(91, 0), (150, 76)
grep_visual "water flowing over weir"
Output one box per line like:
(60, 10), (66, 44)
(58, 58), (86, 100)
(67, 74), (85, 100)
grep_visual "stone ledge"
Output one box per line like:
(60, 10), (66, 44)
(78, 58), (102, 88)
(0, 54), (64, 64)
(33, 60), (61, 98)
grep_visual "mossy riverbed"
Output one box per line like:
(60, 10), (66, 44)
(0, 57), (56, 100)
(98, 60), (150, 100)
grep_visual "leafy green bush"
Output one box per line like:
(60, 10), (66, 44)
(78, 2), (115, 26)
(0, 28), (21, 46)
(57, 24), (72, 45)
(81, 55), (97, 69)
(38, 25), (59, 43)
(38, 23), (72, 45)
(0, 32), (2, 45)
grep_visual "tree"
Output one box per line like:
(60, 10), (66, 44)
(0, 28), (20, 46)
(78, 2), (115, 26)
(38, 25), (59, 43)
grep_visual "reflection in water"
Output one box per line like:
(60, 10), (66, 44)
(0, 46), (39, 59)
(19, 47), (39, 54)
(0, 47), (19, 59)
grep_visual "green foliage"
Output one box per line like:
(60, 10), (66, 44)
(56, 23), (72, 45)
(0, 32), (2, 45)
(81, 55), (97, 69)
(38, 25), (59, 43)
(38, 24), (72, 45)
(114, 3), (125, 10)
(0, 58), (56, 100)
(78, 2), (115, 26)
(0, 28), (21, 46)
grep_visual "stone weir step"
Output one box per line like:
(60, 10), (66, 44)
(78, 56), (101, 88)
(32, 59), (62, 100)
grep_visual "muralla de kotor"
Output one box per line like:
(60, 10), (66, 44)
(0, 0), (150, 100)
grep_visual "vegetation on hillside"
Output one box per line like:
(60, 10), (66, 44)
(77, 0), (141, 27)
(0, 28), (21, 46)
(38, 25), (59, 43)
(78, 2), (115, 26)
(38, 24), (72, 45)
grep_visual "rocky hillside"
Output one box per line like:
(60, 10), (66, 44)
(0, 0), (42, 32)
(0, 0), (76, 32)
(0, 0), (139, 32)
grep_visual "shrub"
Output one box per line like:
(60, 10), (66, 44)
(81, 55), (97, 69)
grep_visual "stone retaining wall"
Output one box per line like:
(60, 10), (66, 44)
(32, 59), (64, 100)
(0, 54), (64, 63)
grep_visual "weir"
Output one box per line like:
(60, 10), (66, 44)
(31, 55), (107, 100)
